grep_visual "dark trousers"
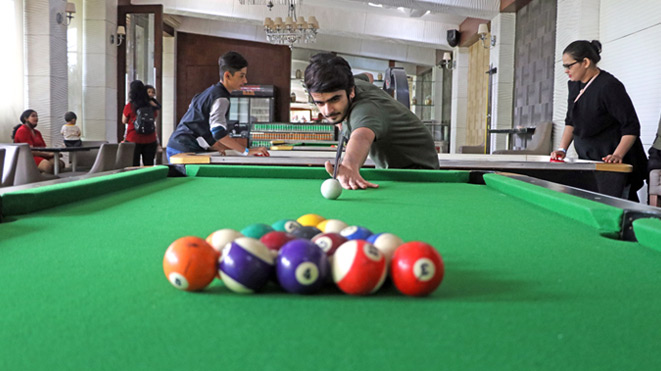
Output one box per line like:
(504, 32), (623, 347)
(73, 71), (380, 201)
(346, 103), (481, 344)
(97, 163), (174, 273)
(64, 140), (82, 147)
(133, 141), (158, 166)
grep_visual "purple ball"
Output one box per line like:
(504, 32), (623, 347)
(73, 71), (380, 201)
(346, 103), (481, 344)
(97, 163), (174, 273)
(276, 239), (329, 294)
(218, 237), (274, 293)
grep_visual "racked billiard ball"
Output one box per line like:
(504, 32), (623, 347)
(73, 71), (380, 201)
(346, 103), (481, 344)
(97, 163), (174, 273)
(296, 213), (326, 227)
(366, 233), (404, 263)
(271, 219), (302, 233)
(291, 225), (322, 240)
(390, 241), (444, 296)
(260, 231), (297, 257)
(240, 223), (274, 239)
(276, 239), (329, 294)
(332, 240), (387, 295)
(218, 237), (274, 293)
(206, 228), (243, 253)
(311, 232), (347, 257)
(163, 236), (218, 291)
(339, 225), (372, 240)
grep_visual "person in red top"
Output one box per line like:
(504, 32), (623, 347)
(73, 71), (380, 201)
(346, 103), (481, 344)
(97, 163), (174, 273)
(121, 80), (159, 166)
(12, 109), (64, 174)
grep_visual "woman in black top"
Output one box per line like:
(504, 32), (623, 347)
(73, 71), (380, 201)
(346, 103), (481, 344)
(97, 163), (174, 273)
(550, 40), (648, 201)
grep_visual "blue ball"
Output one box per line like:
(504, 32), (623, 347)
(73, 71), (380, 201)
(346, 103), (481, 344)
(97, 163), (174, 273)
(366, 233), (382, 244)
(276, 239), (329, 294)
(340, 226), (373, 240)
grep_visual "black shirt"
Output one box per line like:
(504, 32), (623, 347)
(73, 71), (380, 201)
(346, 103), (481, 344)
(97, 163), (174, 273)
(565, 70), (647, 190)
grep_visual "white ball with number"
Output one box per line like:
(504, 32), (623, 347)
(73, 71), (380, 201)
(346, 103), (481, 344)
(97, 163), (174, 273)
(321, 178), (342, 200)
(332, 240), (387, 295)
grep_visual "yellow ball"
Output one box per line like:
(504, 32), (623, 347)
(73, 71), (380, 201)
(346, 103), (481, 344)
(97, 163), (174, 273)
(297, 213), (326, 227)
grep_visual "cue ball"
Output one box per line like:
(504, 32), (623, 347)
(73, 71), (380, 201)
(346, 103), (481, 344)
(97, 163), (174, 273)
(321, 178), (342, 200)
(390, 241), (444, 297)
(163, 236), (219, 292)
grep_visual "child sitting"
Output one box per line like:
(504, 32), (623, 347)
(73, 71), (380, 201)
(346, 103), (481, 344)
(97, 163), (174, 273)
(61, 111), (82, 147)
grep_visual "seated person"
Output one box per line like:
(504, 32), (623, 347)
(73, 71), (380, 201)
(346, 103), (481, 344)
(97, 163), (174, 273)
(12, 109), (64, 174)
(61, 111), (82, 147)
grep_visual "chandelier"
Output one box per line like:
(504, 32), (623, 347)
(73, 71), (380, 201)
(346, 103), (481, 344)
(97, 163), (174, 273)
(261, 1), (319, 48)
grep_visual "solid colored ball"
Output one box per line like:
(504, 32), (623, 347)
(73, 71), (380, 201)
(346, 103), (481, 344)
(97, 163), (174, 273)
(291, 226), (322, 240)
(206, 228), (243, 253)
(218, 237), (274, 293)
(240, 223), (274, 239)
(321, 178), (342, 200)
(339, 225), (373, 240)
(260, 231), (297, 257)
(276, 239), (329, 294)
(391, 241), (444, 297)
(297, 213), (326, 227)
(317, 219), (348, 234)
(366, 233), (404, 263)
(271, 219), (302, 233)
(332, 240), (387, 295)
(311, 232), (347, 256)
(163, 236), (218, 291)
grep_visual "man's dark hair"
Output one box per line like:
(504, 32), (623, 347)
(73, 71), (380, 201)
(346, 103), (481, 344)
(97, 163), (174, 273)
(219, 51), (248, 80)
(563, 40), (602, 65)
(304, 53), (355, 97)
(64, 111), (77, 122)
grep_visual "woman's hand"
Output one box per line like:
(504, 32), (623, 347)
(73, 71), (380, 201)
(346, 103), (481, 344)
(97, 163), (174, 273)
(602, 153), (623, 163)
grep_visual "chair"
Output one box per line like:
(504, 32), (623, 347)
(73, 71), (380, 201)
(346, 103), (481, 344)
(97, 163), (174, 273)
(458, 143), (486, 154)
(12, 143), (58, 186)
(492, 121), (553, 155)
(649, 169), (661, 207)
(116, 142), (136, 169)
(88, 143), (119, 173)
(73, 140), (109, 171)
(1, 144), (19, 187)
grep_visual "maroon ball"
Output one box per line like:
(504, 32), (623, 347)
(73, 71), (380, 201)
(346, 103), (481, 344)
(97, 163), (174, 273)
(260, 231), (297, 255)
(311, 233), (347, 256)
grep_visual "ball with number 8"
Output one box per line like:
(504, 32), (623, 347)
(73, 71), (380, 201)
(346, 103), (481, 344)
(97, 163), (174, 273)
(390, 241), (444, 296)
(332, 240), (387, 295)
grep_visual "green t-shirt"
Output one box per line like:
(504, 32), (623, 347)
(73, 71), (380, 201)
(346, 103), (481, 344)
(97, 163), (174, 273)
(343, 79), (439, 169)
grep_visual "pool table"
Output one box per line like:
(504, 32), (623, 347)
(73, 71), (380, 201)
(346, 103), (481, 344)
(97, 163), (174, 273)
(170, 151), (633, 198)
(1, 165), (661, 370)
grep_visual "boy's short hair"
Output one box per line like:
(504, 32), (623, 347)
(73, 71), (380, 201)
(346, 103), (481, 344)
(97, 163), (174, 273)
(218, 51), (248, 80)
(64, 111), (77, 122)
(304, 53), (355, 96)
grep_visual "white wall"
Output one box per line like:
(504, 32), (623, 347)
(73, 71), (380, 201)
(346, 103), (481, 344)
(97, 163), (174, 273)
(554, 0), (661, 152)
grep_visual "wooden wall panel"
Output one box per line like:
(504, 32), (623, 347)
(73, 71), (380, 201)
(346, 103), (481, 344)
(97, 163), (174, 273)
(465, 41), (491, 145)
(176, 32), (291, 124)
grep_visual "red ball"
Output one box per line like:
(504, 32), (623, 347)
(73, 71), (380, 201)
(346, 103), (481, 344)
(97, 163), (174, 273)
(311, 232), (347, 256)
(260, 231), (297, 256)
(390, 241), (444, 296)
(332, 240), (387, 295)
(163, 236), (219, 291)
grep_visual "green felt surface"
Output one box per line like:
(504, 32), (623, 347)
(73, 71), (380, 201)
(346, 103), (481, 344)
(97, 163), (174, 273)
(632, 217), (661, 252)
(1, 167), (660, 370)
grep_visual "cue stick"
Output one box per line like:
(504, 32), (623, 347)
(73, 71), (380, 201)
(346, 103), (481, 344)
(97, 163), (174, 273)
(332, 134), (347, 180)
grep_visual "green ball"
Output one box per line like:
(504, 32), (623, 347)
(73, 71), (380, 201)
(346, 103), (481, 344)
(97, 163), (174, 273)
(271, 219), (302, 233)
(240, 223), (274, 239)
